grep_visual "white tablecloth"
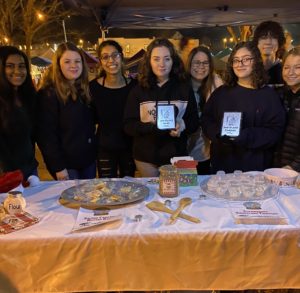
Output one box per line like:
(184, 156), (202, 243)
(1, 177), (300, 292)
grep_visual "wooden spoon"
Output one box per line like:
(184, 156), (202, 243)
(146, 201), (200, 223)
(169, 197), (192, 224)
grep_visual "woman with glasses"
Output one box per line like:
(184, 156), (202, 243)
(124, 38), (199, 177)
(89, 40), (136, 178)
(253, 21), (286, 86)
(0, 46), (38, 179)
(186, 46), (223, 175)
(202, 41), (285, 173)
(37, 42), (96, 180)
(273, 47), (300, 172)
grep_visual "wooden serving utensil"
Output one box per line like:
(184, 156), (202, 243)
(168, 197), (192, 224)
(146, 200), (200, 224)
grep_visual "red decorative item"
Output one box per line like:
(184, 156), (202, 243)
(0, 170), (24, 193)
(173, 160), (198, 169)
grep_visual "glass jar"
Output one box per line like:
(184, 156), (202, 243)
(159, 165), (179, 197)
(3, 192), (25, 215)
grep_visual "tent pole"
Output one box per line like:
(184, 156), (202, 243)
(62, 20), (68, 43)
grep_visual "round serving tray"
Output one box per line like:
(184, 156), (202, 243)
(60, 179), (149, 209)
(200, 176), (278, 202)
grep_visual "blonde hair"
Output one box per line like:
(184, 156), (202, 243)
(51, 42), (91, 103)
(283, 46), (300, 64)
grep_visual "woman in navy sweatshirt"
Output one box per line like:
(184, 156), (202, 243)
(202, 41), (285, 173)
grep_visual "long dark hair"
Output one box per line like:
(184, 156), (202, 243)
(224, 41), (268, 89)
(0, 46), (36, 131)
(138, 38), (186, 88)
(97, 39), (124, 77)
(186, 46), (216, 100)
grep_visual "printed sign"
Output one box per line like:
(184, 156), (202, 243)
(157, 104), (176, 130)
(221, 112), (242, 137)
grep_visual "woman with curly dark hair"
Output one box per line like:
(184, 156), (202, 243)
(202, 41), (286, 173)
(124, 38), (199, 177)
(253, 20), (286, 85)
(0, 46), (38, 179)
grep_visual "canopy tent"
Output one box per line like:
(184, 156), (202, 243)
(125, 49), (145, 68)
(214, 47), (232, 62)
(64, 0), (300, 31)
(83, 50), (99, 64)
(124, 49), (145, 77)
(31, 56), (51, 67)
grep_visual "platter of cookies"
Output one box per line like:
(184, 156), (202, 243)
(60, 179), (149, 209)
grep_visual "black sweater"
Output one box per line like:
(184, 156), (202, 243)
(0, 103), (37, 179)
(274, 87), (300, 171)
(37, 87), (96, 175)
(89, 78), (136, 151)
(202, 84), (286, 173)
(124, 79), (199, 166)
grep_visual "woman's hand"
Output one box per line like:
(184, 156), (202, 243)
(170, 119), (186, 137)
(56, 169), (69, 181)
(170, 123), (180, 137)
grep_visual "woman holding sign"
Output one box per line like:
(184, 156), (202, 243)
(202, 41), (285, 173)
(124, 38), (198, 177)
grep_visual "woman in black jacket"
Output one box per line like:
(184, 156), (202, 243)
(37, 42), (96, 180)
(124, 38), (199, 177)
(274, 47), (300, 172)
(89, 40), (136, 178)
(0, 46), (37, 179)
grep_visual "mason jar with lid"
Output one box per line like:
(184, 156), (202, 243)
(159, 165), (179, 197)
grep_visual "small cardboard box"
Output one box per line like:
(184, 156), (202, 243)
(173, 160), (198, 187)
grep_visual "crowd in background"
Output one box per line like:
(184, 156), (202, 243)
(0, 20), (300, 183)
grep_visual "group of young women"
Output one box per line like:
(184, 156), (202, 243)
(1, 21), (299, 181)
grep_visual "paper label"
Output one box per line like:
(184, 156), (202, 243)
(71, 208), (122, 232)
(228, 200), (288, 225)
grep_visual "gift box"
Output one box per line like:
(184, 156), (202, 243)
(172, 158), (198, 187)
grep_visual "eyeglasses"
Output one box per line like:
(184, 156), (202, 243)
(191, 61), (209, 68)
(232, 57), (254, 67)
(100, 52), (122, 62)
